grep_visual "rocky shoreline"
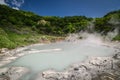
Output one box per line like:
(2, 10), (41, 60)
(0, 43), (45, 67)
(0, 67), (29, 80)
(0, 42), (120, 80)
(35, 43), (120, 80)
(0, 44), (44, 80)
(36, 54), (120, 80)
(2, 55), (120, 80)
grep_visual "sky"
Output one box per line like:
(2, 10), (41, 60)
(0, 0), (120, 17)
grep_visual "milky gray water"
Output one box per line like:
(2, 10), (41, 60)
(7, 35), (115, 80)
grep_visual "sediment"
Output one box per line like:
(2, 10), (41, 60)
(36, 43), (120, 80)
(0, 42), (120, 80)
(0, 44), (40, 80)
(0, 67), (29, 80)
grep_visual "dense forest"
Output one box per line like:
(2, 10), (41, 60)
(0, 4), (120, 49)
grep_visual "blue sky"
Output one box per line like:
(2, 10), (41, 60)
(0, 0), (120, 17)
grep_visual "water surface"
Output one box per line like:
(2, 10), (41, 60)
(7, 37), (115, 80)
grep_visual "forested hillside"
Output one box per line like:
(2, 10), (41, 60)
(94, 10), (120, 40)
(0, 5), (92, 35)
(0, 4), (120, 49)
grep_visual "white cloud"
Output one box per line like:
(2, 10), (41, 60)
(0, 0), (7, 5)
(0, 0), (24, 10)
(11, 0), (24, 7)
(12, 7), (19, 10)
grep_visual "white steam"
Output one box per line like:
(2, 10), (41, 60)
(66, 16), (119, 43)
(87, 19), (95, 32)
(106, 29), (119, 41)
(66, 30), (118, 46)
(65, 32), (105, 45)
(108, 14), (120, 25)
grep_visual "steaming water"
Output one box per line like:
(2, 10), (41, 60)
(7, 35), (115, 80)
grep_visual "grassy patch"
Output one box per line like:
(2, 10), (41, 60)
(0, 27), (64, 49)
(112, 35), (120, 41)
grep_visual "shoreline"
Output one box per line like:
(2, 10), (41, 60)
(0, 43), (48, 80)
(0, 66), (29, 80)
(0, 39), (65, 80)
(0, 37), (64, 67)
(0, 40), (120, 80)
(36, 48), (120, 80)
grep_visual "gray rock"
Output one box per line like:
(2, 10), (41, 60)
(113, 52), (120, 59)
(0, 75), (10, 80)
(36, 53), (120, 80)
(0, 67), (29, 80)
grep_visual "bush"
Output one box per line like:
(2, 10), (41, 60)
(112, 35), (120, 41)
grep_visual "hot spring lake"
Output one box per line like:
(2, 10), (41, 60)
(5, 35), (115, 80)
